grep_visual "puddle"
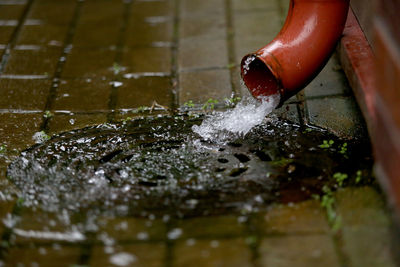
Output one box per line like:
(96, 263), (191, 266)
(6, 115), (372, 222)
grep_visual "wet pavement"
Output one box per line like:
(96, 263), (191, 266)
(0, 0), (397, 266)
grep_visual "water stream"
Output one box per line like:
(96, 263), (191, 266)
(192, 95), (280, 143)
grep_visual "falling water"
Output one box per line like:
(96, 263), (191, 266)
(192, 94), (281, 143)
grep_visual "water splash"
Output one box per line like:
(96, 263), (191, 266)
(192, 95), (280, 143)
(109, 252), (137, 266)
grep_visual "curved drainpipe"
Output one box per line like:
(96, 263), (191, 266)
(241, 0), (350, 105)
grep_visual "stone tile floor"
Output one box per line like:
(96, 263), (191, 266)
(0, 0), (397, 266)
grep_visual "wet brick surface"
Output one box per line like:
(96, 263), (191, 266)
(0, 0), (396, 266)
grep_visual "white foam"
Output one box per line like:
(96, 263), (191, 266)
(192, 95), (280, 143)
(109, 252), (137, 266)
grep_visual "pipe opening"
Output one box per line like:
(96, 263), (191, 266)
(241, 55), (281, 100)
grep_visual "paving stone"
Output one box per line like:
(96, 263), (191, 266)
(306, 96), (367, 138)
(125, 19), (173, 46)
(47, 113), (107, 135)
(62, 47), (116, 79)
(97, 217), (167, 242)
(175, 215), (246, 239)
(0, 199), (15, 238)
(257, 235), (340, 267)
(180, 14), (226, 41)
(335, 187), (396, 267)
(3, 47), (62, 76)
(304, 53), (351, 98)
(73, 0), (123, 47)
(341, 227), (396, 267)
(0, 5), (24, 20)
(28, 0), (76, 25)
(180, 0), (225, 16)
(131, 0), (173, 18)
(121, 47), (172, 74)
(116, 76), (172, 109)
(232, 0), (280, 11)
(336, 187), (391, 228)
(178, 38), (228, 70)
(90, 243), (165, 267)
(0, 113), (43, 151)
(257, 200), (330, 235)
(79, 0), (123, 24)
(74, 18), (122, 47)
(53, 78), (111, 112)
(4, 246), (81, 266)
(233, 11), (282, 63)
(174, 238), (252, 267)
(0, 26), (16, 45)
(12, 208), (82, 244)
(178, 8), (227, 73)
(17, 24), (69, 46)
(179, 69), (232, 104)
(0, 78), (51, 110)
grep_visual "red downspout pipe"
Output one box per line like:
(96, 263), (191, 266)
(241, 0), (350, 105)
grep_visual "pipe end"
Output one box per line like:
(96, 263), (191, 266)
(240, 54), (282, 101)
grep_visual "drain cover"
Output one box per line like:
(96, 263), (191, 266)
(7, 115), (371, 217)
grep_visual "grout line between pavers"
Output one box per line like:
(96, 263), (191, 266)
(163, 218), (176, 267)
(244, 214), (262, 267)
(303, 93), (353, 101)
(10, 230), (333, 248)
(170, 0), (181, 110)
(332, 232), (352, 267)
(40, 0), (84, 132)
(106, 0), (133, 123)
(224, 0), (239, 97)
(0, 0), (34, 74)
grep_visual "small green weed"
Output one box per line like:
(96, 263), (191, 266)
(112, 62), (122, 75)
(355, 170), (362, 184)
(319, 140), (334, 149)
(224, 96), (241, 107)
(339, 142), (347, 154)
(44, 110), (54, 119)
(184, 100), (195, 108)
(16, 197), (25, 207)
(0, 144), (6, 154)
(339, 142), (348, 158)
(36, 131), (50, 142)
(122, 117), (133, 124)
(333, 172), (348, 187)
(137, 106), (147, 113)
(315, 185), (342, 232)
(202, 98), (219, 111)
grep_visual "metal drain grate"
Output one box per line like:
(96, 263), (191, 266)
(7, 115), (371, 217)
